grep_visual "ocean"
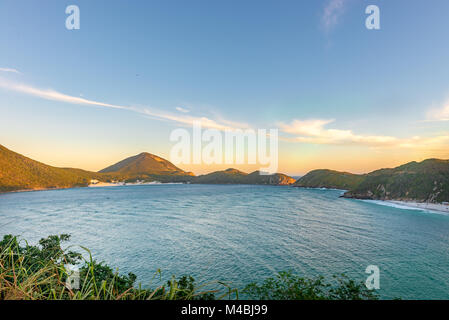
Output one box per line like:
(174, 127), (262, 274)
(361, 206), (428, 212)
(1, 184), (448, 299)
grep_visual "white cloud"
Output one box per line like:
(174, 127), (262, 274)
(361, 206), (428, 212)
(279, 118), (449, 150)
(280, 119), (335, 136)
(322, 0), (349, 32)
(0, 77), (248, 131)
(279, 119), (398, 146)
(427, 100), (449, 121)
(175, 106), (190, 113)
(142, 110), (248, 131)
(0, 68), (21, 74)
(0, 78), (130, 110)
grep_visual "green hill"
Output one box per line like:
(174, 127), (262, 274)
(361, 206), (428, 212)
(0, 144), (98, 192)
(4, 142), (447, 200)
(0, 145), (294, 191)
(192, 168), (247, 184)
(192, 168), (295, 185)
(98, 152), (194, 183)
(342, 159), (449, 202)
(0, 145), (194, 192)
(246, 171), (296, 185)
(295, 160), (449, 202)
(294, 169), (365, 190)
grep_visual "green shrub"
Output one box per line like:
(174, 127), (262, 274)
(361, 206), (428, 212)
(243, 271), (378, 300)
(1, 234), (379, 300)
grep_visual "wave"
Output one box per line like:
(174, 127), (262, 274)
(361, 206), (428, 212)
(360, 199), (449, 216)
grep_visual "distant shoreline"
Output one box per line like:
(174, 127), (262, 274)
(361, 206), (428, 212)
(293, 186), (449, 214)
(1, 183), (307, 195)
(2, 185), (449, 215)
(88, 181), (184, 187)
(0, 182), (184, 194)
(0, 186), (82, 195)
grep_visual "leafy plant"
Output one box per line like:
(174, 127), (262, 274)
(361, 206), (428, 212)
(243, 271), (378, 300)
(0, 234), (221, 300)
(1, 235), (380, 300)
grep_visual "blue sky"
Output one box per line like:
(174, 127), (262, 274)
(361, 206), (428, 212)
(1, 0), (449, 174)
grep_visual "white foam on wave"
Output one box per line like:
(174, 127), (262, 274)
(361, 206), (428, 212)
(301, 187), (348, 192)
(360, 200), (449, 216)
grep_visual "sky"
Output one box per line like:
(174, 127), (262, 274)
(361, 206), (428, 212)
(1, 0), (449, 175)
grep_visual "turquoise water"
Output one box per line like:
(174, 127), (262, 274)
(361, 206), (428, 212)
(0, 184), (448, 299)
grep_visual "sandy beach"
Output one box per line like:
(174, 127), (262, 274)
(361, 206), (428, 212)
(384, 200), (449, 214)
(87, 181), (184, 187)
(88, 182), (125, 188)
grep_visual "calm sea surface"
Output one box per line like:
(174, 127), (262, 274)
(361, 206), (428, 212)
(1, 184), (448, 299)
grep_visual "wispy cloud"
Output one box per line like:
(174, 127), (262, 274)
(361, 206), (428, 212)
(426, 99), (449, 121)
(322, 0), (349, 32)
(2, 75), (447, 152)
(0, 78), (130, 110)
(279, 119), (398, 146)
(0, 68), (21, 74)
(142, 110), (249, 131)
(279, 118), (449, 150)
(175, 106), (190, 113)
(0, 77), (248, 131)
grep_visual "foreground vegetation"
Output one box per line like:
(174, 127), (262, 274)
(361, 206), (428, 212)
(0, 234), (378, 300)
